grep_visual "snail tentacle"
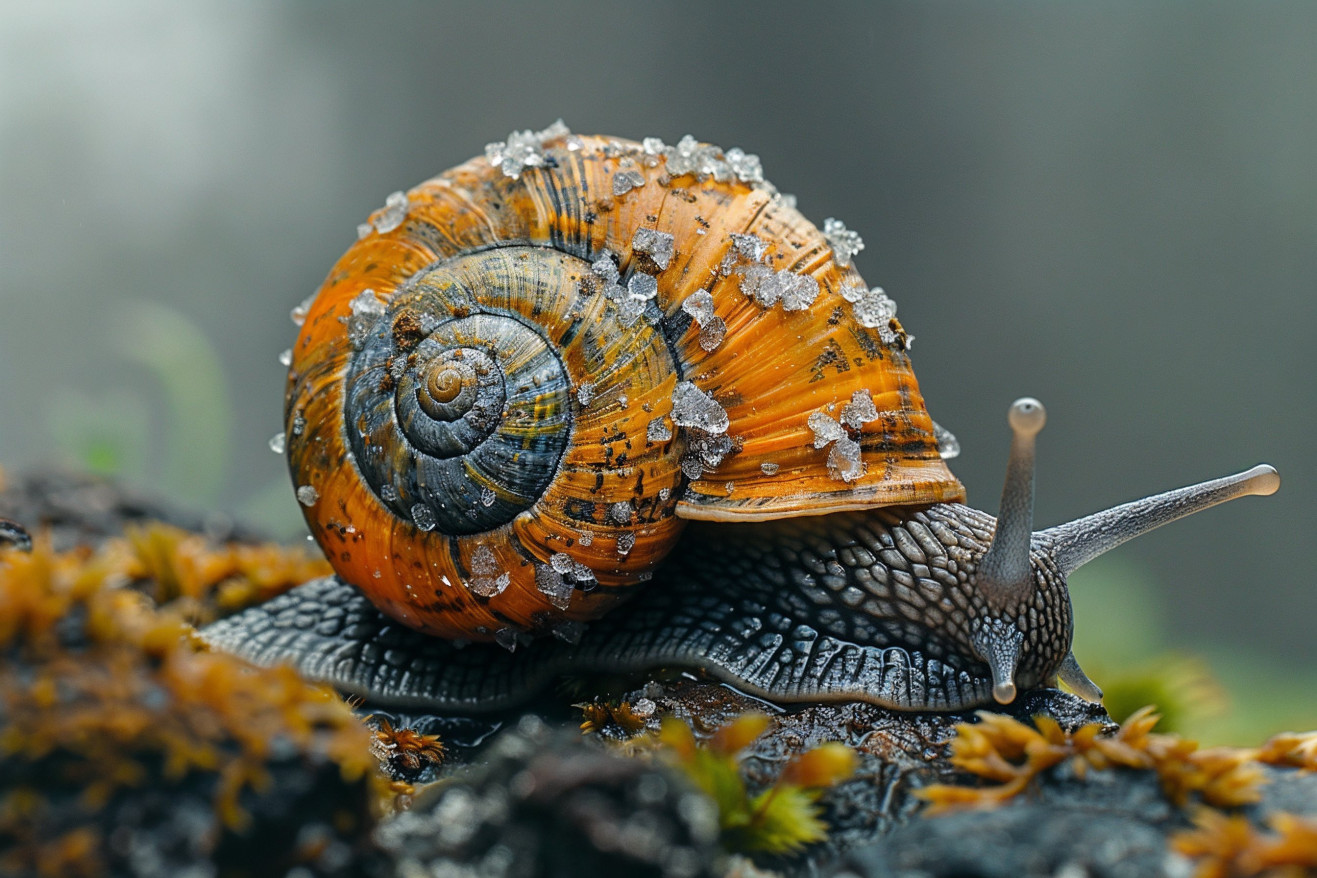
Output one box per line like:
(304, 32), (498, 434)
(0, 519), (32, 553)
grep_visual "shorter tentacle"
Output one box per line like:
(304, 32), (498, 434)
(0, 519), (32, 553)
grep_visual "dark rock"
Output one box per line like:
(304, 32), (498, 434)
(375, 715), (723, 878)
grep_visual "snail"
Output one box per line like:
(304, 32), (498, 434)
(204, 125), (1279, 713)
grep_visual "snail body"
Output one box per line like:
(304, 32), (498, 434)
(205, 126), (1278, 711)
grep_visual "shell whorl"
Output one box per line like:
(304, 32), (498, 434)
(286, 131), (964, 642)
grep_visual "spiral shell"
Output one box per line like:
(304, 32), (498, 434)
(286, 128), (964, 642)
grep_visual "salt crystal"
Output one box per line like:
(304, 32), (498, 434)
(933, 421), (961, 460)
(739, 263), (781, 307)
(564, 134), (585, 151)
(380, 483), (398, 502)
(760, 462), (780, 475)
(494, 627), (519, 652)
(681, 456), (705, 480)
(411, 504), (437, 531)
(647, 417), (673, 442)
(350, 289), (384, 316)
(471, 544), (500, 575)
(687, 431), (733, 469)
(278, 348), (293, 367)
(617, 532), (636, 556)
(578, 531), (594, 547)
(658, 487), (671, 501)
(839, 282), (865, 303)
(780, 273), (820, 311)
(608, 166), (645, 196)
(577, 383), (595, 406)
(356, 222), (372, 240)
(591, 252), (620, 284)
(827, 436), (866, 482)
(641, 137), (666, 155)
(670, 382), (730, 434)
(853, 286), (897, 329)
(467, 573), (510, 597)
(268, 432), (286, 454)
(632, 698), (657, 717)
(535, 564), (573, 610)
(485, 128), (551, 179)
(822, 218), (865, 267)
(777, 192), (798, 209)
(724, 148), (764, 184)
(627, 272), (659, 301)
(550, 552), (574, 574)
(618, 394), (628, 409)
(698, 317), (726, 352)
(537, 119), (570, 142)
(290, 291), (317, 326)
(608, 500), (633, 525)
(632, 228), (675, 269)
(808, 412), (847, 448)
(373, 191), (410, 234)
(291, 415), (306, 437)
(729, 232), (768, 262)
(480, 486), (496, 506)
(615, 296), (646, 326)
(840, 389), (879, 429)
(568, 561), (594, 582)
(664, 135), (702, 177)
(296, 485), (319, 506)
(681, 289), (716, 325)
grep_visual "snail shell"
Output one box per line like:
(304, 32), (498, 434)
(285, 129), (961, 642)
(206, 126), (1278, 712)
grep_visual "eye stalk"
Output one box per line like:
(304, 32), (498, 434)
(971, 398), (1279, 705)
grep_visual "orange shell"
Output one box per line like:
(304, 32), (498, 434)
(285, 131), (965, 642)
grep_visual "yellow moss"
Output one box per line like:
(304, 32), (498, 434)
(372, 719), (445, 776)
(1172, 809), (1317, 878)
(1256, 731), (1317, 771)
(576, 699), (657, 737)
(0, 536), (382, 873)
(917, 707), (1267, 815)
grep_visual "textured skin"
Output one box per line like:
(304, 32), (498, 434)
(203, 503), (1073, 712)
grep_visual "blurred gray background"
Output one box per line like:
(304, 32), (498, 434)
(1, 3), (1313, 720)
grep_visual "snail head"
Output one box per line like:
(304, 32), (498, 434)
(966, 398), (1279, 704)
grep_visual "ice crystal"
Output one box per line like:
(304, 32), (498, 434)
(485, 120), (569, 179)
(840, 389), (879, 430)
(647, 417), (673, 442)
(471, 545), (500, 575)
(467, 573), (509, 598)
(290, 291), (317, 326)
(480, 486), (496, 507)
(613, 161), (647, 196)
(681, 289), (716, 325)
(671, 382), (730, 434)
(780, 273), (820, 311)
(535, 564), (573, 610)
(627, 272), (659, 302)
(632, 227), (675, 269)
(608, 501), (633, 525)
(268, 432), (286, 454)
(760, 462), (780, 475)
(852, 286), (897, 328)
(827, 436), (866, 482)
(373, 191), (410, 234)
(277, 348), (292, 367)
(296, 485), (318, 506)
(577, 383), (595, 407)
(617, 532), (636, 556)
(356, 222), (372, 240)
(549, 552), (574, 574)
(591, 251), (620, 284)
(729, 233), (768, 262)
(822, 218), (864, 267)
(933, 421), (961, 459)
(807, 412), (847, 449)
(641, 137), (666, 155)
(699, 317), (727, 351)
(724, 147), (764, 184)
(577, 531), (593, 547)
